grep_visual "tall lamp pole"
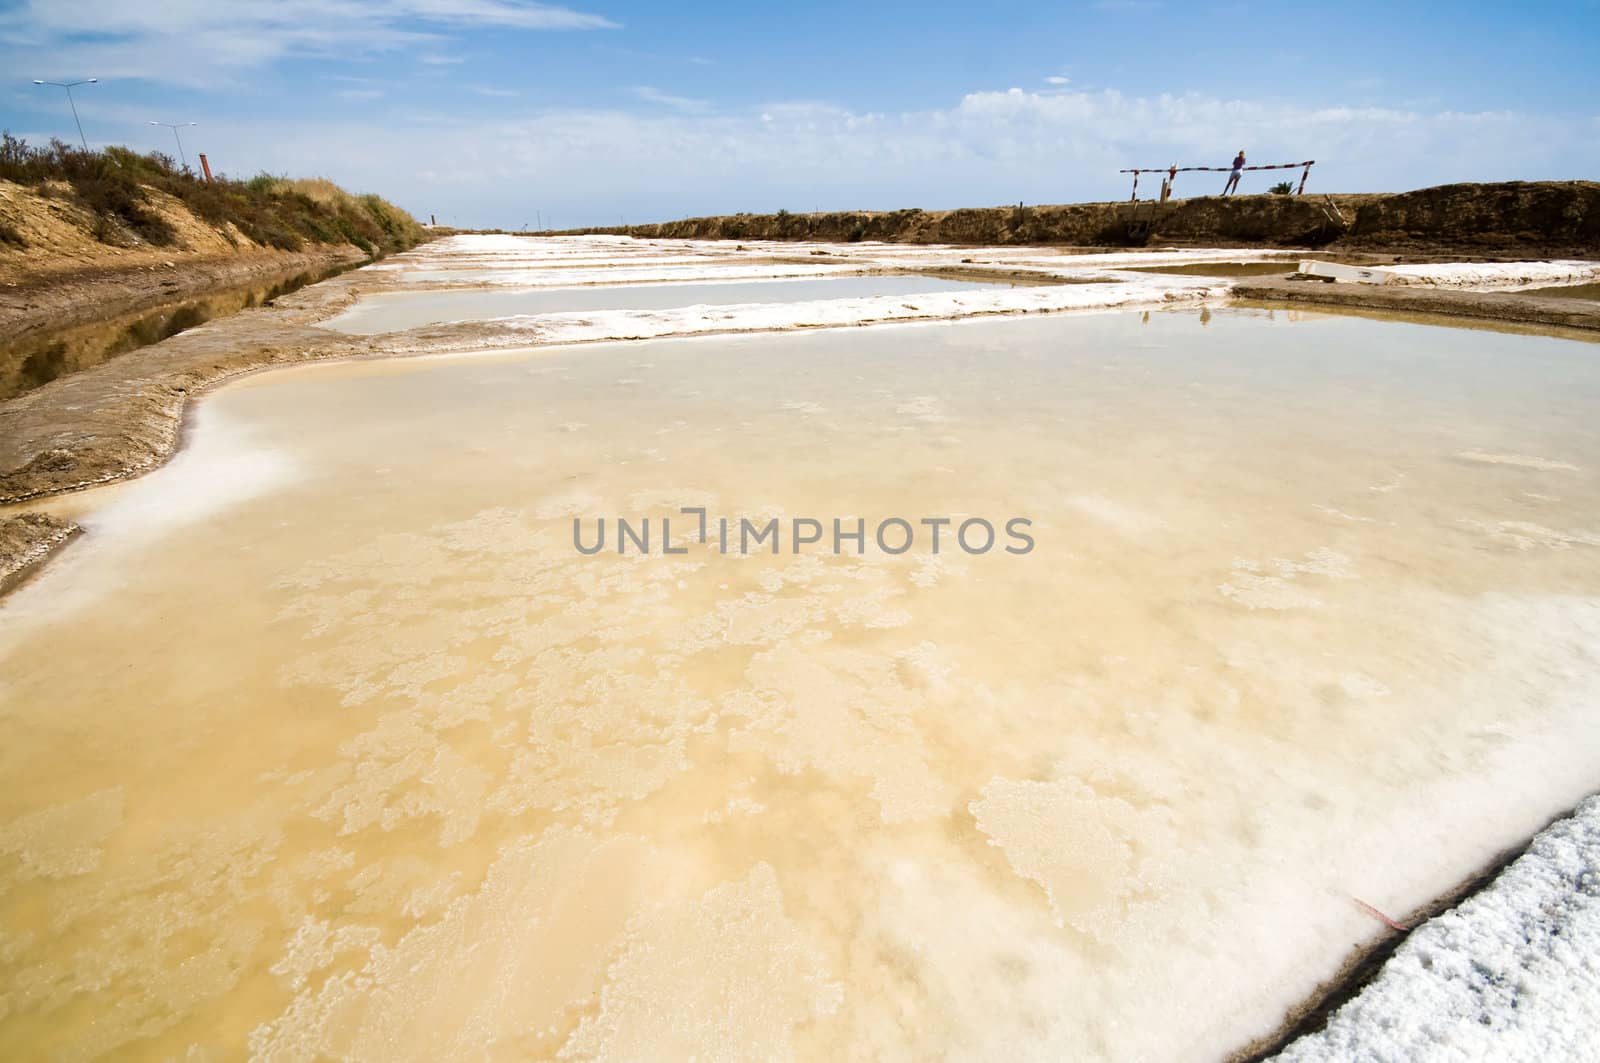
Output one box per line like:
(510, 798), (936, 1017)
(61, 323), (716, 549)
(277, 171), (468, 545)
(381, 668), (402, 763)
(149, 121), (197, 169)
(31, 78), (98, 151)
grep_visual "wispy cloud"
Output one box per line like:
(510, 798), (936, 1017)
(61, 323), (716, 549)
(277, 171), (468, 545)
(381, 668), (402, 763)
(336, 88), (386, 101)
(1045, 75), (1069, 86)
(631, 85), (710, 113)
(0, 0), (619, 85)
(471, 85), (520, 97)
(419, 53), (466, 65)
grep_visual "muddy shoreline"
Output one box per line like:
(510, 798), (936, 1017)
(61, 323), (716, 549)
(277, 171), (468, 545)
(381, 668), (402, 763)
(0, 510), (80, 595)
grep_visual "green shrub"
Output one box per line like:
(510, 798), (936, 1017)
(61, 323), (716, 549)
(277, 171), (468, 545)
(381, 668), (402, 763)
(246, 172), (285, 195)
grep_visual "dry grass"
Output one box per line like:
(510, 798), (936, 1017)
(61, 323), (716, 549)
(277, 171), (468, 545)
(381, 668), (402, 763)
(0, 134), (426, 257)
(277, 177), (345, 207)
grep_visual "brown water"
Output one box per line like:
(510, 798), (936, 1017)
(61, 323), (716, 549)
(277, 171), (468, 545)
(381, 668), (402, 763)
(1518, 281), (1600, 304)
(1123, 261), (1297, 278)
(0, 262), (359, 399)
(321, 273), (1017, 335)
(3, 307), (1600, 1061)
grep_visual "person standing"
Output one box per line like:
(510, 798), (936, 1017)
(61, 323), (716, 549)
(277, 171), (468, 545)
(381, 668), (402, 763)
(1222, 150), (1246, 195)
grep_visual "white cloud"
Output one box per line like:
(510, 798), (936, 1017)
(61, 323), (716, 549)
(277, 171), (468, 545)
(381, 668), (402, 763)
(336, 89), (385, 101)
(14, 79), (1595, 229)
(390, 0), (615, 29)
(0, 0), (617, 85)
(631, 86), (710, 113)
(472, 86), (520, 97)
(1045, 75), (1070, 85)
(162, 84), (1596, 229)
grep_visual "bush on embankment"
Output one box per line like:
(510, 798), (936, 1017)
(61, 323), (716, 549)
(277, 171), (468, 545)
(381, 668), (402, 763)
(0, 134), (426, 257)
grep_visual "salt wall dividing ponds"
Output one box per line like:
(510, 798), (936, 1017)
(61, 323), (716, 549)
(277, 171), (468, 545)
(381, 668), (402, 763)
(319, 274), (1020, 336)
(3, 302), (1599, 1060)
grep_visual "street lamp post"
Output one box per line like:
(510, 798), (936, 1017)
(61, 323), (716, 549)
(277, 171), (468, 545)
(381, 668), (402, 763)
(31, 78), (98, 152)
(149, 121), (198, 170)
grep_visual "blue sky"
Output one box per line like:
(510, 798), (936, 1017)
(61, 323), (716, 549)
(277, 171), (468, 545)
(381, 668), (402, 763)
(2, 1), (1597, 228)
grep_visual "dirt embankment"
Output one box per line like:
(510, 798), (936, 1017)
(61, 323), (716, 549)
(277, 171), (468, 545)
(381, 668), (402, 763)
(574, 181), (1599, 257)
(0, 164), (425, 577)
(0, 173), (418, 334)
(0, 274), (369, 505)
(578, 194), (1373, 248)
(0, 511), (79, 594)
(2, 243), (366, 339)
(0, 271), (374, 591)
(1, 142), (433, 345)
(0, 158), (436, 402)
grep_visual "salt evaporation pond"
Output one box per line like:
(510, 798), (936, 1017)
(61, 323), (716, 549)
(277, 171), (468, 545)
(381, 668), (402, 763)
(2, 307), (1599, 1061)
(323, 273), (1014, 335)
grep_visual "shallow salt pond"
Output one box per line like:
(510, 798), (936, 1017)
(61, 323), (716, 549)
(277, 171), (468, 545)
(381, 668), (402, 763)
(323, 273), (1016, 335)
(3, 307), (1600, 1061)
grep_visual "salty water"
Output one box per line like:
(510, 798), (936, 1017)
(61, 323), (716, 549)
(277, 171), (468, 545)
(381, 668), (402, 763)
(3, 307), (1600, 1061)
(323, 274), (1013, 335)
(1520, 281), (1600, 304)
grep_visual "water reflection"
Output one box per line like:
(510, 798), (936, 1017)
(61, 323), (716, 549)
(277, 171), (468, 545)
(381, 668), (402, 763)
(1, 261), (361, 399)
